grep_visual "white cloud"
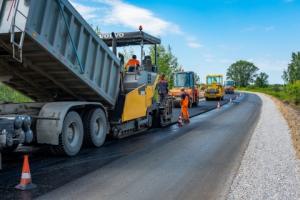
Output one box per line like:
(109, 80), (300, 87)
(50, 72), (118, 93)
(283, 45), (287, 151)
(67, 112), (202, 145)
(71, 0), (200, 49)
(70, 1), (99, 20)
(91, 0), (182, 36)
(186, 37), (203, 48)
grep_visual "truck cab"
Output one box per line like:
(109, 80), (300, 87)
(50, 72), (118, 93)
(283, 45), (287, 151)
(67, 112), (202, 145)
(169, 71), (199, 107)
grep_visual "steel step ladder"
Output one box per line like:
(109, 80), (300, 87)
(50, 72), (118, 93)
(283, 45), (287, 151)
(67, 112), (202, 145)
(10, 0), (27, 63)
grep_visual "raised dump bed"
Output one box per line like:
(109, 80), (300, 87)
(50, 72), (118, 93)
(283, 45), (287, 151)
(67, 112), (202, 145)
(0, 0), (120, 106)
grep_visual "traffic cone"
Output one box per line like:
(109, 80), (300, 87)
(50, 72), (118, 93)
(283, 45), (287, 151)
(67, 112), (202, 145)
(217, 101), (221, 109)
(178, 115), (183, 127)
(15, 155), (36, 190)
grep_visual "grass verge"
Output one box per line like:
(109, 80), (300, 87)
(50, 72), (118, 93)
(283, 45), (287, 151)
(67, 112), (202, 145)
(0, 84), (32, 103)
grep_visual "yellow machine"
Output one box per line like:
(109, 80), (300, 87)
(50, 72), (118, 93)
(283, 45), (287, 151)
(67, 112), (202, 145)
(204, 74), (225, 100)
(122, 75), (159, 122)
(102, 30), (173, 138)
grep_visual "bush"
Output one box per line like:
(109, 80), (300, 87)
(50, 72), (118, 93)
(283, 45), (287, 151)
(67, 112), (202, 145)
(285, 81), (300, 105)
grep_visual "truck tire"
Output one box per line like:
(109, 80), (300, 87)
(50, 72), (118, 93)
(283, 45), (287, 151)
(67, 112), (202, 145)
(52, 111), (84, 156)
(84, 108), (107, 147)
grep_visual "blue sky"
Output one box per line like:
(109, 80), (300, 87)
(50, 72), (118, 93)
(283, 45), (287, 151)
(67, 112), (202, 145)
(71, 0), (300, 84)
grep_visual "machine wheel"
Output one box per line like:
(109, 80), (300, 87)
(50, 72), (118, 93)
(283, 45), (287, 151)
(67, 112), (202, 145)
(193, 98), (199, 107)
(152, 110), (161, 128)
(84, 108), (108, 147)
(52, 111), (84, 156)
(147, 111), (153, 128)
(189, 98), (193, 108)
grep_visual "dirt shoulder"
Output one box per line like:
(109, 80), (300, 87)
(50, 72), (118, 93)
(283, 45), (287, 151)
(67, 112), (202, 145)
(269, 96), (300, 159)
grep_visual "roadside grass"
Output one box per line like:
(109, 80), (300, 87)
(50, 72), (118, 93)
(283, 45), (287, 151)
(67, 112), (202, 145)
(239, 81), (300, 109)
(0, 84), (32, 103)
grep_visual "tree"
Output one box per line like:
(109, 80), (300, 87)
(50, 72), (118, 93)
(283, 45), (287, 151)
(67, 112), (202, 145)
(282, 52), (300, 84)
(255, 72), (269, 87)
(149, 45), (181, 87)
(226, 60), (259, 87)
(121, 47), (134, 63)
(194, 73), (201, 84)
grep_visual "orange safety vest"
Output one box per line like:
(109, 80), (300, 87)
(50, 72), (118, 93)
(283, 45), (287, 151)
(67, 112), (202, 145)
(181, 94), (190, 120)
(126, 59), (140, 69)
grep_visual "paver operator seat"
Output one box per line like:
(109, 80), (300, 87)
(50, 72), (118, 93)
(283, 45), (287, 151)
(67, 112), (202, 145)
(99, 30), (161, 93)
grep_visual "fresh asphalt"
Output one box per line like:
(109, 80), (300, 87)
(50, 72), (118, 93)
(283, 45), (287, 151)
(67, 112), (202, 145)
(0, 93), (261, 200)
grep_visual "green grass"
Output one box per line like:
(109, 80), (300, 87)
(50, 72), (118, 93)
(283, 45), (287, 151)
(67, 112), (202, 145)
(0, 84), (32, 103)
(239, 81), (300, 107)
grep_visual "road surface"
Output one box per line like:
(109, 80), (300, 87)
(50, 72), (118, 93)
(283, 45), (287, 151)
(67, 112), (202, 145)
(0, 93), (261, 200)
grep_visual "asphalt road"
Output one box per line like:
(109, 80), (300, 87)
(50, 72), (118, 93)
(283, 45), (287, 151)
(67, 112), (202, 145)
(0, 93), (259, 200)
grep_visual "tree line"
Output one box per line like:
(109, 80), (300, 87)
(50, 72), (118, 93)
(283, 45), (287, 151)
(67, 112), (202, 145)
(226, 52), (300, 104)
(226, 52), (300, 87)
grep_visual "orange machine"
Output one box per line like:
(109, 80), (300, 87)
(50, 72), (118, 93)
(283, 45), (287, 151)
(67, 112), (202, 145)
(169, 72), (200, 107)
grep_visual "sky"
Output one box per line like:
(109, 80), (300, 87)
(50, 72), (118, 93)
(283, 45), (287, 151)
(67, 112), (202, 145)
(70, 0), (300, 84)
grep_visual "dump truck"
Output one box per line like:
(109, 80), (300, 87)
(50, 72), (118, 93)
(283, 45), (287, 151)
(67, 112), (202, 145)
(204, 74), (225, 100)
(0, 0), (173, 163)
(224, 80), (235, 94)
(169, 71), (199, 107)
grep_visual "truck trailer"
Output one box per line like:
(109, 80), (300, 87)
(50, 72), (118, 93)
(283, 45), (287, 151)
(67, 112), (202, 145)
(0, 0), (173, 164)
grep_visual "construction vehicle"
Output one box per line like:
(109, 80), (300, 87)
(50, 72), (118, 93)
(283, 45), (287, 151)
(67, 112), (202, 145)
(204, 74), (225, 101)
(169, 71), (199, 107)
(224, 80), (235, 94)
(0, 0), (173, 163)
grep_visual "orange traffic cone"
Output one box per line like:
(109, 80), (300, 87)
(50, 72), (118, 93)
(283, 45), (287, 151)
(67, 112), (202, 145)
(178, 115), (183, 127)
(15, 155), (36, 190)
(217, 101), (221, 109)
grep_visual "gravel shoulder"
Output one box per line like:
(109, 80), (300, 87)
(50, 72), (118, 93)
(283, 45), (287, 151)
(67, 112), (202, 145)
(227, 93), (300, 200)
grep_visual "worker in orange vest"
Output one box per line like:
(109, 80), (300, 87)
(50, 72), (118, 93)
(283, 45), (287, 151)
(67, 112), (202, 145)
(125, 55), (140, 72)
(180, 88), (190, 123)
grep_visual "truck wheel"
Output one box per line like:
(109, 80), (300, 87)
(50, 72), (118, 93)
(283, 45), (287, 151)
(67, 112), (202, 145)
(52, 111), (84, 156)
(84, 108), (107, 147)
